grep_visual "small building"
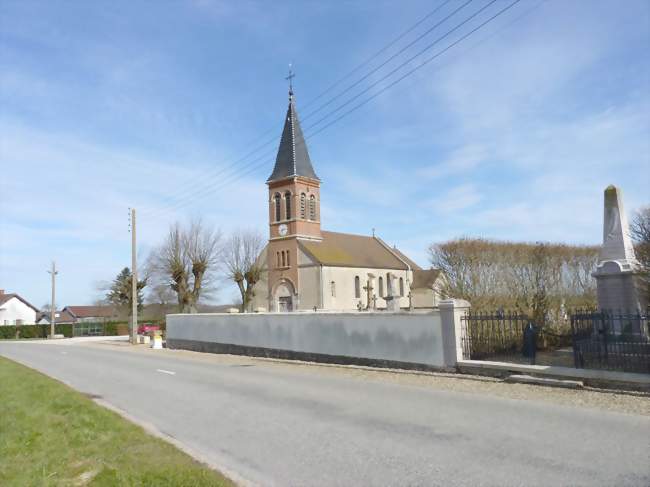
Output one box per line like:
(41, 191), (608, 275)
(250, 88), (445, 312)
(61, 305), (117, 323)
(36, 309), (76, 325)
(0, 289), (40, 325)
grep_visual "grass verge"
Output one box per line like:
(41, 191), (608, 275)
(0, 356), (233, 486)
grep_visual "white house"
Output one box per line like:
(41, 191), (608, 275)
(0, 289), (40, 325)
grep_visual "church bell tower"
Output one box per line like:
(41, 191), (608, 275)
(266, 83), (321, 311)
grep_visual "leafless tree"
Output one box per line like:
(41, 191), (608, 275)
(148, 220), (223, 313)
(428, 238), (599, 322)
(630, 206), (650, 303)
(223, 229), (265, 312)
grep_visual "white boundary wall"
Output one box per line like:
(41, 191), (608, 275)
(167, 300), (469, 368)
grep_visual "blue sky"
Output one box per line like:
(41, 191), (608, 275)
(1, 0), (649, 307)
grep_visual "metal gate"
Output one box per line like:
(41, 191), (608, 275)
(571, 310), (650, 374)
(460, 311), (531, 363)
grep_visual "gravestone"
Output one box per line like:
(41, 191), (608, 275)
(592, 185), (644, 312)
(384, 272), (401, 312)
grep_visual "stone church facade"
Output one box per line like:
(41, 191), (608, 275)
(251, 89), (444, 312)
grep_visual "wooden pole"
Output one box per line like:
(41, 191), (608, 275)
(48, 261), (57, 338)
(131, 208), (138, 345)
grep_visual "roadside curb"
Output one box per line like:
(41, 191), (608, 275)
(94, 398), (254, 487)
(504, 374), (583, 389)
(458, 360), (650, 393)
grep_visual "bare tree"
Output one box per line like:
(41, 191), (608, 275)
(630, 206), (650, 303)
(223, 230), (265, 312)
(149, 220), (222, 313)
(428, 238), (599, 319)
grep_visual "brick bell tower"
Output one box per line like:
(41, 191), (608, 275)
(266, 83), (321, 312)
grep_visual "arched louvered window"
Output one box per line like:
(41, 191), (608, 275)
(285, 192), (292, 220)
(309, 195), (316, 220)
(330, 281), (336, 297)
(274, 193), (281, 222)
(281, 251), (286, 267)
(354, 276), (361, 299)
(386, 273), (392, 296)
(300, 193), (306, 219)
(378, 277), (384, 297)
(286, 250), (290, 267)
(276, 252), (280, 268)
(399, 277), (404, 297)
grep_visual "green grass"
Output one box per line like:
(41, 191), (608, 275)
(0, 356), (233, 486)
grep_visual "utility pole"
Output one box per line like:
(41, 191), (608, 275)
(47, 261), (57, 338)
(130, 208), (138, 345)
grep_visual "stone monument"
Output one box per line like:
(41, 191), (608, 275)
(592, 185), (644, 312)
(384, 272), (401, 312)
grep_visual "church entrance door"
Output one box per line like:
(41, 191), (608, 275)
(274, 279), (295, 312)
(278, 296), (293, 312)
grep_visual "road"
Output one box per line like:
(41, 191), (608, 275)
(1, 339), (648, 487)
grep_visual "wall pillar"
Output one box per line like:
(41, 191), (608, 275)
(439, 299), (471, 367)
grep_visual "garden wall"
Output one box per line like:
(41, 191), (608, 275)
(166, 300), (469, 370)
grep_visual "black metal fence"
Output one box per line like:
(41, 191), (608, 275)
(571, 310), (650, 374)
(460, 311), (532, 363)
(461, 309), (650, 374)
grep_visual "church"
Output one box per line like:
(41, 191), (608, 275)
(250, 88), (444, 312)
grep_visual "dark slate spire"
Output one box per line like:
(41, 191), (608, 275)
(267, 91), (319, 182)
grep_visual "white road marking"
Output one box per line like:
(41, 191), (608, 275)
(156, 369), (176, 375)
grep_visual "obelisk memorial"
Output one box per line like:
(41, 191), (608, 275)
(592, 185), (644, 312)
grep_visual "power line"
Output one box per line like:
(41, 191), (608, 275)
(302, 0), (499, 133)
(299, 0), (470, 120)
(144, 0), (483, 219)
(144, 0), (524, 221)
(301, 0), (455, 110)
(140, 1), (462, 217)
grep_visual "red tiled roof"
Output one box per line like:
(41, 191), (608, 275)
(64, 306), (115, 318)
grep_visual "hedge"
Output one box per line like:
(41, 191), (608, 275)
(0, 320), (164, 340)
(0, 324), (73, 340)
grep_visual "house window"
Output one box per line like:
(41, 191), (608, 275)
(399, 277), (404, 297)
(386, 273), (392, 296)
(354, 276), (360, 299)
(378, 277), (384, 297)
(274, 193), (281, 221)
(330, 281), (336, 297)
(300, 193), (306, 219)
(286, 250), (290, 267)
(281, 251), (286, 267)
(285, 191), (292, 220)
(309, 195), (316, 220)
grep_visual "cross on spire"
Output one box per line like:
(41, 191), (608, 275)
(285, 64), (295, 97)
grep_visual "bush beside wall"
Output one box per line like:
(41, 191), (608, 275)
(0, 322), (134, 339)
(0, 324), (73, 339)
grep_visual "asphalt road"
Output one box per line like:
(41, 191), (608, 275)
(1, 339), (648, 487)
